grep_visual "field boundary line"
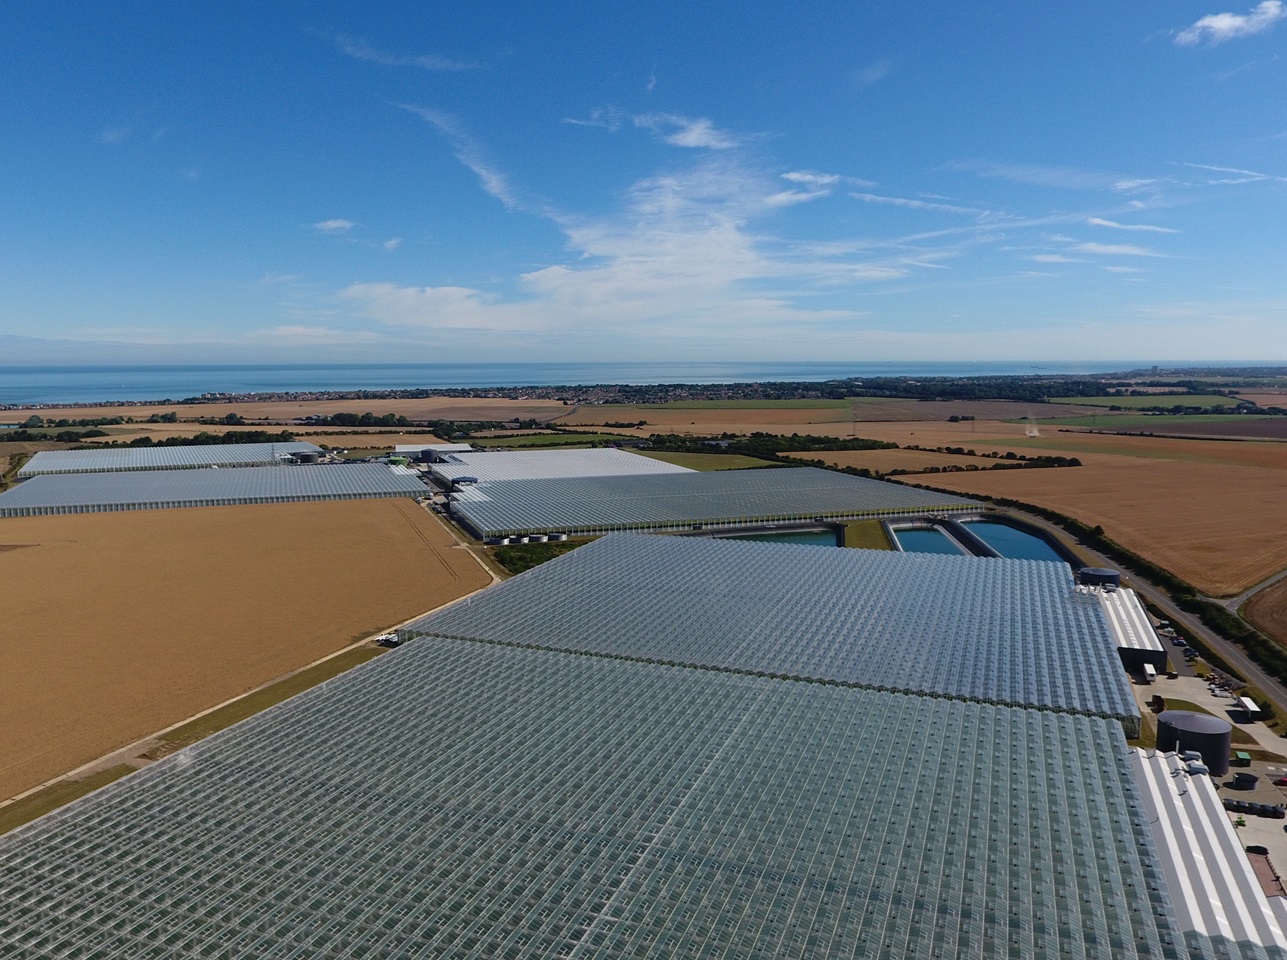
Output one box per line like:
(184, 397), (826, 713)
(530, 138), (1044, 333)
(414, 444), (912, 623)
(0, 582), (499, 812)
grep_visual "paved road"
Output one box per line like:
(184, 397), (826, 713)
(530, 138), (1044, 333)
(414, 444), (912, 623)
(1003, 508), (1287, 719)
(1207, 565), (1287, 613)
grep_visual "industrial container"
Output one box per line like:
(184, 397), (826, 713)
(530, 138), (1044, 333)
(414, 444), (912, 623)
(1158, 710), (1233, 776)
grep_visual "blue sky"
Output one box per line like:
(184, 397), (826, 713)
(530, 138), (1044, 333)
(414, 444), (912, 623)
(2, 2), (1285, 364)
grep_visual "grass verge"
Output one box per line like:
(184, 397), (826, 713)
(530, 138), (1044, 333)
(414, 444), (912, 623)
(0, 765), (134, 836)
(142, 645), (387, 760)
(489, 539), (585, 575)
(842, 520), (893, 550)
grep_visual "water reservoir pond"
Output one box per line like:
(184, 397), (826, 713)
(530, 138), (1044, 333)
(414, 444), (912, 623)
(962, 521), (1067, 563)
(718, 529), (840, 547)
(892, 527), (966, 555)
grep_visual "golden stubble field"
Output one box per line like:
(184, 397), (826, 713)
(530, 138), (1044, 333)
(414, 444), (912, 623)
(0, 499), (490, 801)
(30, 397), (572, 423)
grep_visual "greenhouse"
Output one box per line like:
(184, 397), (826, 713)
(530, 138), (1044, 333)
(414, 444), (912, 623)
(0, 463), (427, 517)
(428, 447), (693, 485)
(16, 441), (324, 477)
(412, 532), (1140, 731)
(449, 466), (978, 537)
(0, 638), (1182, 959)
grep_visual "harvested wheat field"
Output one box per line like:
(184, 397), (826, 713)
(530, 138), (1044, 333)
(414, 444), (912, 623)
(919, 457), (1287, 597)
(1245, 578), (1287, 650)
(0, 499), (489, 801)
(31, 396), (571, 424)
(783, 448), (999, 473)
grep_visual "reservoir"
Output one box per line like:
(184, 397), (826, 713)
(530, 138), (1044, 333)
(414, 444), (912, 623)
(892, 527), (967, 555)
(962, 520), (1067, 564)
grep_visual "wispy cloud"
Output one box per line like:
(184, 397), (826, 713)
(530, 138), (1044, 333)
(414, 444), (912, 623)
(1175, 161), (1287, 183)
(383, 237), (402, 252)
(1075, 242), (1163, 256)
(1102, 265), (1145, 274)
(633, 113), (741, 149)
(335, 35), (479, 71)
(313, 218), (357, 234)
(782, 170), (842, 187)
(1087, 217), (1179, 233)
(1030, 254), (1083, 263)
(400, 106), (521, 210)
(765, 190), (831, 207)
(852, 192), (988, 216)
(856, 61), (892, 86)
(1175, 1), (1286, 45)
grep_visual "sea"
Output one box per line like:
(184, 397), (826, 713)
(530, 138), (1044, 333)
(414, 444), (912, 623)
(0, 360), (1187, 407)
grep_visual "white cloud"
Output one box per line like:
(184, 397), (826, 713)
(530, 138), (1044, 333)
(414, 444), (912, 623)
(335, 35), (479, 71)
(851, 192), (987, 216)
(765, 189), (831, 207)
(401, 106), (521, 210)
(313, 219), (357, 234)
(252, 325), (383, 343)
(383, 237), (403, 252)
(857, 61), (892, 86)
(633, 113), (741, 149)
(1102, 265), (1144, 273)
(1087, 217), (1179, 233)
(1176, 161), (1287, 184)
(1030, 254), (1082, 263)
(1176, 1), (1286, 45)
(782, 170), (841, 186)
(1075, 242), (1163, 256)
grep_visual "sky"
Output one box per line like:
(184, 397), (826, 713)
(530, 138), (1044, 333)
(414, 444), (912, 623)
(2, 1), (1286, 365)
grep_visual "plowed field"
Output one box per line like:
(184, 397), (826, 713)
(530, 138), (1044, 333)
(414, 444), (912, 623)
(0, 499), (489, 801)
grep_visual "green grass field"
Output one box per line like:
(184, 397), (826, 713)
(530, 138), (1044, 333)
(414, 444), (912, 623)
(842, 520), (893, 550)
(1029, 413), (1276, 428)
(480, 433), (627, 448)
(1046, 394), (1237, 409)
(632, 450), (777, 471)
(636, 399), (854, 409)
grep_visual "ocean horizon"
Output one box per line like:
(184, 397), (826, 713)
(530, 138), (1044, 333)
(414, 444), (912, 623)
(0, 360), (1251, 406)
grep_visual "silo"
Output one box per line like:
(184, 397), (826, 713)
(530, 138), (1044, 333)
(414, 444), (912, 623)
(1157, 710), (1233, 775)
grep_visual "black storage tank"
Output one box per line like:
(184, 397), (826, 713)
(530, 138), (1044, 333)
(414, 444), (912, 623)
(1157, 710), (1233, 776)
(1079, 567), (1121, 588)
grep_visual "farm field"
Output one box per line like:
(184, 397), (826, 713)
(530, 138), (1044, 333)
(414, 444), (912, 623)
(1245, 579), (1287, 651)
(0, 498), (489, 802)
(782, 448), (999, 473)
(912, 456), (1287, 597)
(558, 397), (1108, 430)
(1047, 394), (1234, 408)
(1234, 392), (1287, 407)
(1077, 419), (1287, 441)
(23, 396), (572, 424)
(632, 450), (778, 471)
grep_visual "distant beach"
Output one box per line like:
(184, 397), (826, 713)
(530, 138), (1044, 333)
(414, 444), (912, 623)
(0, 361), (1167, 407)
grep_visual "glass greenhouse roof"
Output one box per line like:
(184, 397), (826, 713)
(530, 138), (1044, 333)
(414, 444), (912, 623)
(449, 466), (978, 536)
(17, 441), (323, 476)
(0, 463), (426, 516)
(411, 532), (1139, 729)
(429, 448), (694, 484)
(0, 639), (1181, 959)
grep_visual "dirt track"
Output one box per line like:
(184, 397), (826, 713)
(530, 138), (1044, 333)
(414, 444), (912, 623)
(0, 499), (489, 801)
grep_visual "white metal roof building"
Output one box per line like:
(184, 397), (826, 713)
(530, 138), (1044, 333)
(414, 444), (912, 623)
(449, 466), (978, 537)
(0, 638), (1184, 959)
(16, 441), (324, 477)
(1131, 748), (1287, 959)
(429, 447), (692, 485)
(0, 463), (426, 517)
(410, 532), (1141, 732)
(394, 442), (473, 456)
(1092, 586), (1168, 670)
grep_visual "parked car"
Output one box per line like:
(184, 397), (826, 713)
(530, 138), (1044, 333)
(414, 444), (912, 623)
(1273, 777), (1287, 787)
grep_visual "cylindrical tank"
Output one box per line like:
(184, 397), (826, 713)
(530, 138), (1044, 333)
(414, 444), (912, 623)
(1157, 710), (1233, 775)
(1079, 567), (1121, 588)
